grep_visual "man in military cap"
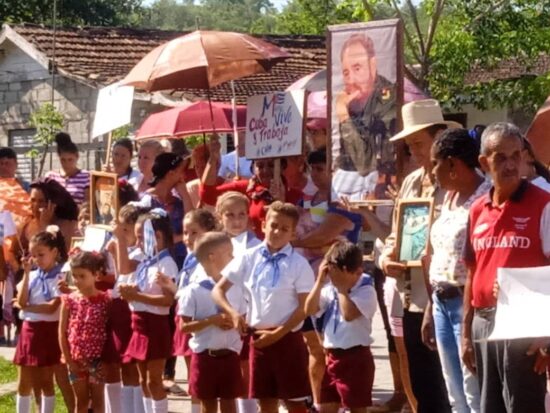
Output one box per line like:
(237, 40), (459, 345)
(334, 33), (395, 197)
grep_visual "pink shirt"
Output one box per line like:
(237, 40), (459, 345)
(64, 291), (110, 361)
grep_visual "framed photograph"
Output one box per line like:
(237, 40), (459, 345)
(395, 198), (434, 267)
(70, 237), (84, 251)
(328, 19), (404, 201)
(90, 171), (118, 229)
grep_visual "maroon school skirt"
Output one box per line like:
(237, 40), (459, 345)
(14, 320), (61, 367)
(102, 298), (133, 364)
(125, 312), (172, 361)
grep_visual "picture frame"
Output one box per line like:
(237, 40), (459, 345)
(70, 237), (84, 251)
(395, 198), (434, 267)
(327, 19), (404, 201)
(89, 171), (119, 229)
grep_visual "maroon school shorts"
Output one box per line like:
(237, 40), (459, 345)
(14, 320), (61, 367)
(125, 312), (172, 361)
(102, 298), (133, 364)
(320, 345), (375, 408)
(189, 350), (244, 399)
(250, 330), (311, 400)
(173, 312), (192, 357)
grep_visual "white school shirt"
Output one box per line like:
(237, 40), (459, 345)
(176, 254), (206, 299)
(0, 211), (16, 242)
(110, 246), (140, 299)
(231, 230), (261, 257)
(129, 252), (178, 315)
(178, 267), (245, 353)
(223, 242), (314, 330)
(316, 274), (377, 349)
(19, 268), (64, 322)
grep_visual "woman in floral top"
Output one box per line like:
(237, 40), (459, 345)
(59, 251), (111, 413)
(422, 129), (490, 413)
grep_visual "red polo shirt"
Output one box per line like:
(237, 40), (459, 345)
(464, 180), (550, 308)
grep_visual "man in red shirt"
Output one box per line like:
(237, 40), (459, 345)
(462, 122), (550, 413)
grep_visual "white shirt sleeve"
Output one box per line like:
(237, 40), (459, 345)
(177, 286), (196, 318)
(350, 284), (378, 319)
(541, 202), (550, 258)
(294, 257), (315, 294)
(222, 254), (248, 287)
(159, 257), (179, 280)
(315, 285), (332, 317)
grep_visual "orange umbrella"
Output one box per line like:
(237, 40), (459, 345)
(526, 97), (550, 166)
(122, 30), (290, 92)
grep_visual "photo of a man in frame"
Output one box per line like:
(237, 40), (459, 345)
(335, 33), (396, 176)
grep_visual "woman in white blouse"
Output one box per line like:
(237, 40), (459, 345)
(422, 128), (491, 413)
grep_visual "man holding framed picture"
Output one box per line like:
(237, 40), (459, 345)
(381, 99), (460, 413)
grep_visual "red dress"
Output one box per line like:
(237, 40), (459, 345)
(64, 291), (110, 361)
(200, 179), (303, 239)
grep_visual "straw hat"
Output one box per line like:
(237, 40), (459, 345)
(389, 99), (462, 142)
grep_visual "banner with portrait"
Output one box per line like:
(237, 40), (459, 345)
(328, 19), (403, 201)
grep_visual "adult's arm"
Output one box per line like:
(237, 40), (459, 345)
(461, 216), (477, 373)
(292, 212), (353, 249)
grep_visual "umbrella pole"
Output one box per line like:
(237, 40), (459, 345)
(230, 80), (240, 180)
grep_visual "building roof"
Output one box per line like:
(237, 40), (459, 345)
(2, 23), (326, 103)
(464, 54), (550, 85)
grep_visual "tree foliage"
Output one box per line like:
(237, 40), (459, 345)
(0, 0), (143, 26)
(29, 103), (64, 177)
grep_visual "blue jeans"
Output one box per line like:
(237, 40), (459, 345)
(432, 293), (480, 413)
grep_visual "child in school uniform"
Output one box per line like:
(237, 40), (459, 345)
(119, 209), (178, 413)
(213, 201), (314, 413)
(305, 241), (377, 413)
(215, 191), (260, 413)
(13, 227), (67, 413)
(179, 232), (245, 413)
(103, 204), (147, 413)
(59, 250), (111, 413)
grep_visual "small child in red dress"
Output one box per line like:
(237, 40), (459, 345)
(59, 251), (111, 413)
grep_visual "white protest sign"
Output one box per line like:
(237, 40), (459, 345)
(245, 90), (306, 159)
(488, 265), (550, 341)
(92, 82), (134, 138)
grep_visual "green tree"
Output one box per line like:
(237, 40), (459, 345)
(0, 0), (144, 27)
(29, 103), (64, 177)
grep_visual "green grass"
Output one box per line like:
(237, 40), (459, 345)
(0, 357), (17, 384)
(0, 357), (67, 412)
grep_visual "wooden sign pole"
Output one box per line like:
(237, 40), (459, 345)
(104, 131), (113, 171)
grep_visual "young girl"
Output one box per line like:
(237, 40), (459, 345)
(103, 204), (147, 413)
(215, 192), (259, 413)
(13, 227), (67, 413)
(172, 209), (218, 413)
(215, 191), (260, 254)
(59, 250), (111, 413)
(119, 209), (178, 413)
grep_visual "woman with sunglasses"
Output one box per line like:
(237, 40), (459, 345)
(200, 136), (302, 239)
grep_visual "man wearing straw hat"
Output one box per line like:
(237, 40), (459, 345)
(381, 99), (461, 412)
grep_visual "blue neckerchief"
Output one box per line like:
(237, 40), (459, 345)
(246, 231), (260, 249)
(178, 253), (199, 288)
(322, 275), (373, 334)
(135, 249), (171, 291)
(252, 246), (287, 290)
(198, 279), (221, 313)
(29, 263), (63, 302)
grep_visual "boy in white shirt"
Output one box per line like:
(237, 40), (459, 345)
(213, 201), (314, 413)
(305, 241), (377, 413)
(179, 232), (245, 413)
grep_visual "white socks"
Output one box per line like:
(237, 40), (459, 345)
(133, 386), (146, 413)
(191, 402), (201, 413)
(152, 398), (168, 413)
(41, 395), (55, 413)
(121, 385), (134, 413)
(105, 382), (122, 413)
(16, 395), (31, 413)
(238, 398), (258, 413)
(143, 397), (154, 413)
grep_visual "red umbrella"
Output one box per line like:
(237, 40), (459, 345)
(136, 101), (247, 140)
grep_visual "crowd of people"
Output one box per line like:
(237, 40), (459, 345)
(0, 98), (549, 413)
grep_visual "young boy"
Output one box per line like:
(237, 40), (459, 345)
(178, 232), (245, 413)
(213, 201), (314, 413)
(305, 241), (377, 413)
